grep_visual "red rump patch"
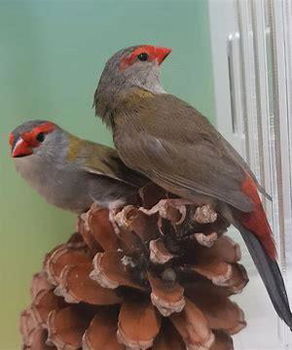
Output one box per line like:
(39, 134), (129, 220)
(21, 122), (55, 146)
(120, 45), (171, 70)
(241, 176), (276, 259)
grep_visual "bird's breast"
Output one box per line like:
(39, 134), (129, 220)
(14, 155), (92, 213)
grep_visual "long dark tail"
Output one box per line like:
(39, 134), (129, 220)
(236, 223), (292, 330)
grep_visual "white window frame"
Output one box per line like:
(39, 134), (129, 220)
(208, 0), (292, 348)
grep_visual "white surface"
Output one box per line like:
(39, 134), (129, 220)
(208, 0), (292, 348)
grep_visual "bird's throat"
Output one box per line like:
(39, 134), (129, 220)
(94, 86), (155, 129)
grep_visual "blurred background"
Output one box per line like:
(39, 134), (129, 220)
(0, 1), (214, 349)
(1, 0), (292, 349)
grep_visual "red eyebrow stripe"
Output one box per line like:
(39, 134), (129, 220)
(21, 122), (56, 145)
(130, 45), (157, 57)
(34, 122), (56, 134)
(120, 45), (157, 70)
(120, 45), (171, 70)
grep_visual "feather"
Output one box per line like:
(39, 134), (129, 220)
(114, 92), (253, 212)
(235, 223), (292, 330)
(66, 133), (147, 188)
(240, 176), (276, 259)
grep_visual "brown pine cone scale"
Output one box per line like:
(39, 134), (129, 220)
(20, 187), (248, 350)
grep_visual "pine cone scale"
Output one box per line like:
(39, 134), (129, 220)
(117, 300), (161, 350)
(82, 310), (125, 350)
(20, 186), (248, 349)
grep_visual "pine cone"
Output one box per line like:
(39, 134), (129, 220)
(20, 184), (248, 350)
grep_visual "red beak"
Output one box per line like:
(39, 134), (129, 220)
(155, 47), (172, 65)
(12, 138), (33, 158)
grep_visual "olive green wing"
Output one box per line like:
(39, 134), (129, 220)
(67, 135), (147, 188)
(114, 94), (253, 212)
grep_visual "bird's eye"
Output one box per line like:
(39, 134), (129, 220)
(137, 52), (149, 62)
(36, 132), (45, 143)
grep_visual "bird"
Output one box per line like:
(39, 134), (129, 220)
(9, 120), (147, 214)
(93, 44), (292, 329)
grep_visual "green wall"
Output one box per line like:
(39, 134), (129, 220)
(0, 0), (214, 348)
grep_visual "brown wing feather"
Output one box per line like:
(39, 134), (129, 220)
(218, 135), (272, 200)
(114, 92), (254, 212)
(67, 134), (147, 188)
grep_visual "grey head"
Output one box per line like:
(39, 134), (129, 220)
(9, 120), (65, 160)
(93, 44), (171, 127)
(9, 119), (82, 210)
(10, 120), (97, 213)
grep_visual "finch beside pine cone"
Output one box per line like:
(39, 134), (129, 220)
(20, 184), (248, 350)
